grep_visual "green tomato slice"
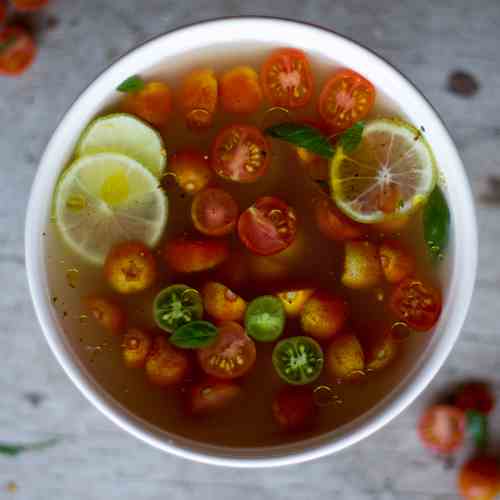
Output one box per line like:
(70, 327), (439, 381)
(154, 284), (203, 333)
(245, 295), (286, 342)
(272, 336), (324, 385)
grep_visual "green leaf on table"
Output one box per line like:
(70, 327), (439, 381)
(0, 438), (60, 457)
(170, 320), (218, 349)
(423, 185), (450, 259)
(265, 123), (335, 158)
(117, 75), (145, 93)
(466, 410), (488, 450)
(340, 121), (365, 153)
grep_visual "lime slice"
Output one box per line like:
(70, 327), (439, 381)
(54, 152), (168, 265)
(76, 113), (166, 178)
(330, 118), (437, 223)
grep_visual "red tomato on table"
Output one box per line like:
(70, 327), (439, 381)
(0, 26), (37, 76)
(12, 0), (49, 10)
(458, 456), (500, 500)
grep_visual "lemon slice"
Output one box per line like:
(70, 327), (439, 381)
(54, 152), (168, 265)
(76, 113), (166, 178)
(330, 118), (437, 223)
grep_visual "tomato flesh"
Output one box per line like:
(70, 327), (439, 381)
(238, 196), (297, 256)
(315, 197), (364, 241)
(454, 382), (495, 415)
(188, 378), (241, 415)
(261, 48), (314, 109)
(84, 296), (126, 335)
(197, 321), (256, 379)
(12, 0), (49, 10)
(319, 69), (375, 131)
(0, 26), (37, 76)
(168, 150), (213, 195)
(191, 188), (239, 236)
(458, 456), (500, 500)
(211, 125), (270, 183)
(418, 405), (465, 454)
(389, 278), (442, 331)
(272, 387), (317, 431)
(220, 65), (262, 114)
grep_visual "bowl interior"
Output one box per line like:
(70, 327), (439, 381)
(25, 18), (477, 467)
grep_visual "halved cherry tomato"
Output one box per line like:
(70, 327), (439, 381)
(272, 387), (317, 431)
(318, 69), (375, 132)
(178, 68), (218, 129)
(276, 287), (315, 317)
(418, 405), (465, 454)
(342, 241), (382, 289)
(389, 278), (442, 332)
(188, 377), (241, 415)
(197, 321), (256, 379)
(211, 124), (270, 183)
(238, 196), (297, 256)
(168, 150), (213, 195)
(261, 48), (314, 109)
(121, 81), (172, 127)
(202, 281), (247, 322)
(0, 2), (6, 23)
(83, 296), (126, 335)
(220, 66), (263, 114)
(458, 456), (500, 500)
(0, 26), (37, 76)
(315, 197), (364, 241)
(122, 328), (152, 368)
(191, 188), (239, 236)
(12, 0), (49, 10)
(163, 238), (229, 273)
(454, 383), (495, 415)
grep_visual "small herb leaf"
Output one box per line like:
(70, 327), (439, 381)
(466, 410), (488, 450)
(0, 37), (16, 53)
(117, 75), (145, 93)
(423, 185), (450, 259)
(170, 321), (218, 349)
(340, 121), (365, 153)
(265, 123), (335, 158)
(0, 438), (59, 457)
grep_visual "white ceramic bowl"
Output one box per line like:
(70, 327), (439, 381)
(25, 17), (477, 467)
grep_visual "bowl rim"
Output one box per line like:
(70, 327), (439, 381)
(25, 16), (477, 468)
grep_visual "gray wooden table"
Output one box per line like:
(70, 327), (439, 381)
(2, 1), (499, 498)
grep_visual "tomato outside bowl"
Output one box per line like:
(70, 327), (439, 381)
(25, 17), (477, 468)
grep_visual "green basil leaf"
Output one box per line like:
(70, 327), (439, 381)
(170, 320), (218, 349)
(340, 121), (365, 153)
(0, 438), (59, 456)
(265, 123), (335, 158)
(466, 410), (488, 450)
(117, 75), (145, 93)
(0, 37), (16, 53)
(423, 185), (450, 259)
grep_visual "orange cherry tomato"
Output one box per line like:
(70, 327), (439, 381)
(121, 81), (172, 127)
(83, 296), (126, 335)
(0, 2), (6, 23)
(458, 456), (500, 500)
(319, 69), (375, 132)
(379, 240), (415, 284)
(220, 65), (263, 114)
(168, 150), (213, 195)
(372, 215), (410, 235)
(0, 26), (37, 76)
(178, 68), (218, 129)
(163, 238), (229, 273)
(342, 241), (382, 290)
(202, 281), (247, 322)
(211, 124), (270, 183)
(315, 197), (364, 241)
(188, 377), (241, 415)
(418, 405), (465, 454)
(191, 188), (239, 236)
(389, 278), (442, 332)
(276, 287), (315, 317)
(197, 321), (256, 379)
(261, 48), (314, 109)
(238, 196), (297, 256)
(12, 0), (49, 10)
(145, 335), (190, 387)
(104, 241), (156, 294)
(122, 328), (152, 368)
(272, 387), (317, 431)
(454, 383), (495, 415)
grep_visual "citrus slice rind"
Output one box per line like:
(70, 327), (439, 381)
(75, 113), (166, 178)
(54, 152), (167, 265)
(330, 118), (437, 223)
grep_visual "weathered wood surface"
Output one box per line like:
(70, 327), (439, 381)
(1, 0), (499, 498)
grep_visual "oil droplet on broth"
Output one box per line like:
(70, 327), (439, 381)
(66, 268), (79, 288)
(374, 288), (385, 301)
(313, 385), (336, 407)
(261, 106), (291, 129)
(391, 321), (411, 342)
(79, 314), (88, 323)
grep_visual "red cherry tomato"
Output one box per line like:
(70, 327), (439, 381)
(315, 197), (364, 241)
(12, 0), (49, 10)
(389, 278), (442, 332)
(168, 150), (213, 195)
(191, 188), (239, 236)
(319, 69), (375, 132)
(238, 196), (297, 256)
(272, 387), (317, 431)
(454, 383), (495, 415)
(458, 456), (500, 500)
(211, 124), (270, 183)
(188, 377), (241, 415)
(197, 321), (256, 379)
(0, 26), (37, 76)
(418, 405), (466, 455)
(0, 2), (7, 24)
(261, 48), (314, 109)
